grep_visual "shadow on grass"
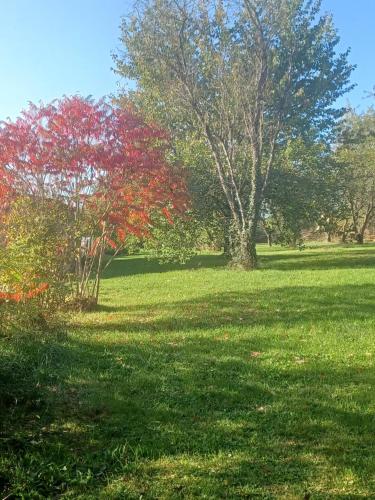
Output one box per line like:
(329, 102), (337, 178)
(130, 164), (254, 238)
(88, 283), (375, 334)
(103, 246), (375, 279)
(262, 246), (375, 271)
(1, 331), (373, 497)
(103, 253), (227, 279)
(1, 281), (374, 496)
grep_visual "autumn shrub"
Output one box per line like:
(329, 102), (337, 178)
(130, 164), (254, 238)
(0, 97), (189, 309)
(0, 197), (74, 335)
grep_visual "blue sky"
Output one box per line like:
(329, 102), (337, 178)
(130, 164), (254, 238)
(0, 0), (374, 120)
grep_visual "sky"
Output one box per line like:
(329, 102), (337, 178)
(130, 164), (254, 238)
(0, 0), (374, 120)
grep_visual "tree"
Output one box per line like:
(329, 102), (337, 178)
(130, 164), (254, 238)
(335, 109), (375, 244)
(173, 134), (230, 250)
(263, 138), (346, 245)
(0, 96), (188, 306)
(115, 0), (353, 268)
(114, 97), (228, 255)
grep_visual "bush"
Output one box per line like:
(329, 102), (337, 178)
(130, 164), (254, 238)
(0, 197), (74, 335)
(145, 213), (198, 264)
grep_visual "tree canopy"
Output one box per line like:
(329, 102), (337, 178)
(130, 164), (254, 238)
(115, 0), (354, 267)
(0, 96), (188, 306)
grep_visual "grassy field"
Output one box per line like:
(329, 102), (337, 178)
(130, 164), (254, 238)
(1, 244), (374, 498)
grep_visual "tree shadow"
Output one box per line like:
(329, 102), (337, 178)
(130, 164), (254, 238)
(103, 246), (375, 278)
(103, 253), (228, 279)
(2, 278), (374, 496)
(261, 246), (375, 271)
(83, 283), (375, 334)
(2, 329), (373, 497)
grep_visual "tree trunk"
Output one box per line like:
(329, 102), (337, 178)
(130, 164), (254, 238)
(327, 232), (332, 243)
(356, 232), (364, 244)
(356, 209), (373, 245)
(246, 215), (259, 269)
(248, 237), (257, 269)
(231, 229), (257, 269)
(93, 239), (105, 303)
(223, 219), (231, 257)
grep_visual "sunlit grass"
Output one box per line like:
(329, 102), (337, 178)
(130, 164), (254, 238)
(1, 243), (374, 498)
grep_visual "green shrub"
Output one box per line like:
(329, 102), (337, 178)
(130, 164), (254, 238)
(0, 197), (74, 335)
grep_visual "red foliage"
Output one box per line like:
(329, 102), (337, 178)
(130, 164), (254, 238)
(0, 282), (49, 303)
(0, 96), (188, 244)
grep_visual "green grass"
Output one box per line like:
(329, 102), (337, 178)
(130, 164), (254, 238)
(1, 244), (375, 498)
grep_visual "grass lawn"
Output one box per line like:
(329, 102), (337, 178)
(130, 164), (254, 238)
(1, 244), (374, 498)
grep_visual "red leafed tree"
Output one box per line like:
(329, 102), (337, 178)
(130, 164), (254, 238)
(0, 96), (188, 305)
